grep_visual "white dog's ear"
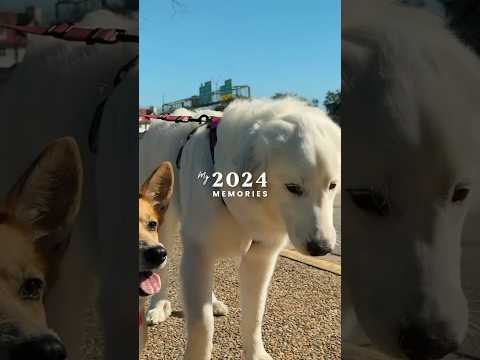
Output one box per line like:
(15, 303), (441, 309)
(231, 127), (267, 178)
(236, 119), (296, 178)
(6, 137), (83, 244)
(342, 36), (376, 91)
(140, 161), (174, 214)
(241, 142), (266, 177)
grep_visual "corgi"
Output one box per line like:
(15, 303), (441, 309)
(0, 137), (83, 360)
(138, 162), (174, 354)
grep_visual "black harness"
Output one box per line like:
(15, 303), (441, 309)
(89, 55), (139, 154)
(174, 117), (225, 206)
(175, 119), (218, 169)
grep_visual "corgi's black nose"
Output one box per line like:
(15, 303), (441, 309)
(399, 324), (458, 360)
(11, 335), (66, 360)
(144, 245), (167, 267)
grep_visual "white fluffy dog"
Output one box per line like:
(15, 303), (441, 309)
(139, 98), (341, 359)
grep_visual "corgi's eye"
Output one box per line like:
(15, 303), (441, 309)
(19, 278), (44, 301)
(347, 188), (390, 216)
(147, 221), (158, 231)
(329, 182), (337, 190)
(285, 184), (304, 196)
(452, 186), (469, 203)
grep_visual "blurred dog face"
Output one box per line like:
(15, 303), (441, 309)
(342, 22), (479, 358)
(138, 162), (174, 297)
(0, 138), (82, 360)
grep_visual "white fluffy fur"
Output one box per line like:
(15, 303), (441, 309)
(342, 1), (480, 358)
(140, 98), (340, 359)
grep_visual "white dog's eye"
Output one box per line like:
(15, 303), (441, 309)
(329, 182), (337, 190)
(347, 188), (390, 216)
(285, 184), (304, 196)
(452, 186), (469, 203)
(19, 278), (44, 301)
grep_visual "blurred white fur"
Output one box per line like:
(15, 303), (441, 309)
(343, 0), (480, 358)
(0, 10), (138, 360)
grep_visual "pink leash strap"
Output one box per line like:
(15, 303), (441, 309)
(155, 113), (222, 125)
(0, 23), (139, 44)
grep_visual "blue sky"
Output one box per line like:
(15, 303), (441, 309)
(140, 0), (340, 107)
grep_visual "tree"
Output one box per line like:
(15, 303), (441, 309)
(272, 92), (325, 109)
(271, 92), (308, 103)
(101, 0), (138, 11)
(399, 0), (480, 56)
(323, 90), (341, 124)
(123, 0), (138, 10)
(443, 0), (480, 55)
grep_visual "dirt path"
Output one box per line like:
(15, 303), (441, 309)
(141, 246), (341, 360)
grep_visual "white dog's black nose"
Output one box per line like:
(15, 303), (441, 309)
(144, 245), (167, 267)
(306, 240), (332, 256)
(399, 324), (458, 360)
(11, 335), (66, 360)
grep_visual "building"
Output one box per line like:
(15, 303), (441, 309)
(162, 79), (251, 113)
(0, 6), (42, 83)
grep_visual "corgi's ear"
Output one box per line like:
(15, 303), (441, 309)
(6, 137), (83, 241)
(140, 162), (174, 214)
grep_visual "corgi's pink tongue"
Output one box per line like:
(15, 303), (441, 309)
(140, 272), (161, 295)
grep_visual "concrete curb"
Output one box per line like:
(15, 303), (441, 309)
(343, 343), (470, 360)
(342, 344), (390, 360)
(280, 249), (341, 275)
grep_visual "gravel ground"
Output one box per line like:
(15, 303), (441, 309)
(140, 242), (341, 360)
(81, 299), (104, 360)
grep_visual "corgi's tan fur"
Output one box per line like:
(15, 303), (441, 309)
(0, 137), (82, 359)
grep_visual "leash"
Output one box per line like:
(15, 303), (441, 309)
(0, 23), (139, 44)
(147, 113), (222, 169)
(142, 113), (221, 125)
(146, 112), (226, 206)
(89, 54), (138, 154)
(156, 113), (222, 126)
(1, 22), (139, 154)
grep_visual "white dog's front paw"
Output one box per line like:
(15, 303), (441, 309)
(242, 350), (273, 360)
(213, 299), (229, 316)
(146, 300), (172, 325)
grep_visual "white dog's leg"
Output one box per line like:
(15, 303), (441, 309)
(147, 209), (178, 325)
(182, 245), (215, 360)
(240, 241), (281, 360)
(146, 257), (172, 325)
(212, 291), (229, 316)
